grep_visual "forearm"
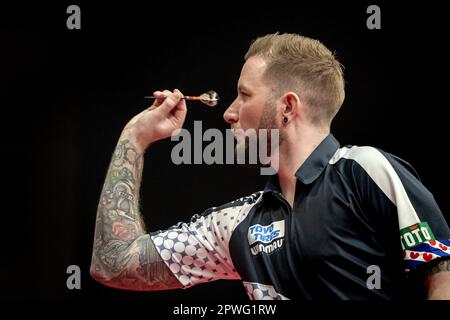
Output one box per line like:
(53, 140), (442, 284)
(90, 91), (187, 290)
(90, 134), (147, 285)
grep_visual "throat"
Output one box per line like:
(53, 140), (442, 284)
(283, 191), (295, 209)
(279, 176), (297, 209)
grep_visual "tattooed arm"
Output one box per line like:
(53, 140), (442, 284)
(426, 259), (450, 300)
(90, 89), (187, 291)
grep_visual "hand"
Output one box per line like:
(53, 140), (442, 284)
(122, 89), (187, 153)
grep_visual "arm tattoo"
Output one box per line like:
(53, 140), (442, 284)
(427, 259), (450, 276)
(90, 139), (182, 291)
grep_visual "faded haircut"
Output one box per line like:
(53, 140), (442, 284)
(245, 33), (345, 126)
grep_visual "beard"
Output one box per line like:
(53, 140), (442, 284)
(234, 100), (284, 172)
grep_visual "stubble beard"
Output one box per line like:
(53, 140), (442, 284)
(234, 99), (284, 170)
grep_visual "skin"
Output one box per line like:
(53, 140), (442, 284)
(425, 259), (450, 299)
(91, 56), (450, 298)
(89, 90), (186, 291)
(223, 56), (329, 207)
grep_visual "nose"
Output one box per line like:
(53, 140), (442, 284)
(223, 99), (239, 124)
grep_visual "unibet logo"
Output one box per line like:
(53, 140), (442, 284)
(400, 222), (435, 250)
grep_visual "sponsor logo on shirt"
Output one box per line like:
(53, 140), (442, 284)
(248, 220), (285, 255)
(400, 222), (435, 250)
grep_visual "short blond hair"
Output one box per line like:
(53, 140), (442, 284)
(245, 33), (345, 126)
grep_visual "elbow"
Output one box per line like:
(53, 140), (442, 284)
(89, 262), (112, 287)
(89, 253), (117, 287)
(89, 266), (105, 285)
(89, 268), (121, 290)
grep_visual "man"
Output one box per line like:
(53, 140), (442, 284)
(90, 33), (450, 299)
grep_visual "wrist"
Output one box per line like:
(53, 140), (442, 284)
(119, 127), (153, 154)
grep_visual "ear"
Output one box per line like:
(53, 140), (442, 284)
(281, 92), (301, 119)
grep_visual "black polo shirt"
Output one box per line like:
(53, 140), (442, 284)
(150, 134), (450, 299)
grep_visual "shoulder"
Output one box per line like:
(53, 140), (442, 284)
(212, 191), (264, 212)
(189, 191), (264, 222)
(231, 191), (264, 206)
(329, 145), (419, 179)
(330, 145), (388, 167)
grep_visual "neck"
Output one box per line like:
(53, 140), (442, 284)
(275, 124), (329, 207)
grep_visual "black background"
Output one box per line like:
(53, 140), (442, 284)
(1, 1), (448, 301)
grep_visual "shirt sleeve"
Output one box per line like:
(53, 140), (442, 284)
(346, 146), (450, 273)
(149, 192), (263, 288)
(380, 151), (450, 272)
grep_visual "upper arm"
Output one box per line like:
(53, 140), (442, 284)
(91, 193), (260, 291)
(149, 210), (241, 288)
(337, 146), (450, 272)
(425, 259), (450, 299)
(90, 234), (183, 291)
(149, 193), (261, 288)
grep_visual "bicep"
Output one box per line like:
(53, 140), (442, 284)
(91, 234), (183, 291)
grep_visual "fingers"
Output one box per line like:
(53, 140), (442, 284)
(152, 90), (172, 107)
(171, 88), (187, 122)
(151, 89), (185, 115)
(173, 89), (186, 110)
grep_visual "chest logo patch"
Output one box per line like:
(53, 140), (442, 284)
(248, 220), (285, 255)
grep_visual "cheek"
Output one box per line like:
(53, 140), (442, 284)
(239, 103), (262, 128)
